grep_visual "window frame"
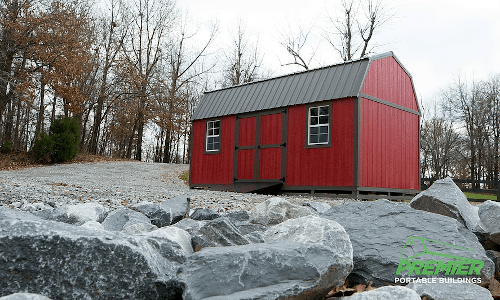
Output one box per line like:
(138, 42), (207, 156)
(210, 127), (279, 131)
(305, 102), (332, 149)
(204, 119), (221, 154)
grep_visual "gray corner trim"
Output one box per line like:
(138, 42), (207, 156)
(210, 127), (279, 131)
(410, 76), (422, 114)
(254, 115), (261, 181)
(418, 114), (422, 191)
(388, 53), (422, 115)
(359, 93), (421, 116)
(386, 52), (413, 79)
(233, 117), (240, 182)
(354, 97), (361, 188)
(188, 123), (194, 187)
(357, 57), (373, 98)
(282, 108), (288, 183)
(367, 51), (394, 62)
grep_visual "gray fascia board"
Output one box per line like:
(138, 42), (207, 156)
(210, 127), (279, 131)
(351, 61), (369, 96)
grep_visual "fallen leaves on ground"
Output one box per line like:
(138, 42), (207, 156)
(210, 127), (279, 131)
(324, 280), (376, 299)
(0, 151), (136, 171)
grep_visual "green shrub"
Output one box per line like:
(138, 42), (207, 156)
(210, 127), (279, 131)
(50, 117), (80, 163)
(0, 140), (12, 154)
(33, 132), (55, 163)
(32, 117), (80, 163)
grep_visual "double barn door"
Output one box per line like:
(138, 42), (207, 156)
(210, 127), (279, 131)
(234, 109), (287, 182)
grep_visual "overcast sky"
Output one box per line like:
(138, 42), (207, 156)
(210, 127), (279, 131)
(180, 0), (500, 111)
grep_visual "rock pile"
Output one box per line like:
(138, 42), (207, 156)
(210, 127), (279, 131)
(0, 197), (353, 300)
(1, 167), (500, 299)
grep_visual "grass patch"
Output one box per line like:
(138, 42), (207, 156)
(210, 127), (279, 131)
(464, 192), (497, 201)
(179, 171), (189, 186)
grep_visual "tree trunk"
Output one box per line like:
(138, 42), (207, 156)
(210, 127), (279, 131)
(35, 80), (46, 135)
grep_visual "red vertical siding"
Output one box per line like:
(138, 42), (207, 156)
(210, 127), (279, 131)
(237, 149), (255, 179)
(359, 98), (419, 190)
(260, 113), (282, 145)
(190, 116), (235, 184)
(238, 117), (256, 146)
(361, 56), (418, 111)
(259, 148), (281, 179)
(286, 98), (354, 187)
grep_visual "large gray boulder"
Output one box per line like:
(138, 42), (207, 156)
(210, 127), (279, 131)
(331, 286), (420, 300)
(302, 201), (332, 214)
(322, 199), (494, 287)
(249, 197), (311, 225)
(178, 241), (351, 300)
(190, 207), (220, 221)
(120, 222), (158, 234)
(175, 217), (250, 251)
(0, 207), (182, 299)
(224, 210), (268, 237)
(478, 200), (500, 245)
(140, 226), (193, 255)
(410, 177), (482, 231)
(407, 281), (493, 300)
(262, 215), (353, 265)
(101, 208), (151, 231)
(160, 195), (190, 224)
(133, 196), (190, 227)
(49, 203), (108, 225)
(134, 202), (171, 227)
(0, 294), (51, 300)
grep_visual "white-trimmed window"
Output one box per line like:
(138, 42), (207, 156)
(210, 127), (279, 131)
(206, 120), (220, 152)
(308, 105), (329, 145)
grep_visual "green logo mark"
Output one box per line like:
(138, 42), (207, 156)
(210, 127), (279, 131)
(396, 236), (484, 276)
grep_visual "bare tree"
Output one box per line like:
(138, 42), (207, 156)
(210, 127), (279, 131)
(420, 117), (461, 178)
(88, 0), (130, 154)
(276, 20), (319, 70)
(119, 0), (176, 161)
(441, 76), (493, 187)
(325, 0), (393, 61)
(156, 16), (217, 163)
(222, 21), (267, 86)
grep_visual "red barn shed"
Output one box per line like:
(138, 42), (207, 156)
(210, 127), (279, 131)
(189, 52), (420, 199)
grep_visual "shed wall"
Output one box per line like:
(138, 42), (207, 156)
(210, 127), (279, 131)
(361, 56), (418, 111)
(359, 98), (419, 190)
(286, 98), (355, 187)
(190, 116), (235, 184)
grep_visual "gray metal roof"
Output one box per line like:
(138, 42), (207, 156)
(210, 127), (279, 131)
(192, 52), (398, 120)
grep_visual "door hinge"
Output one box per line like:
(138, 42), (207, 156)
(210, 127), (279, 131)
(281, 142), (286, 147)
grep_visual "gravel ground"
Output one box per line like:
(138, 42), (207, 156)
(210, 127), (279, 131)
(0, 161), (357, 213)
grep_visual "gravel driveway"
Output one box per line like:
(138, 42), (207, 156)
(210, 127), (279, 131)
(0, 161), (354, 212)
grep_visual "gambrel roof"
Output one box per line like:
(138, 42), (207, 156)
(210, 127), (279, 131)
(192, 52), (412, 120)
